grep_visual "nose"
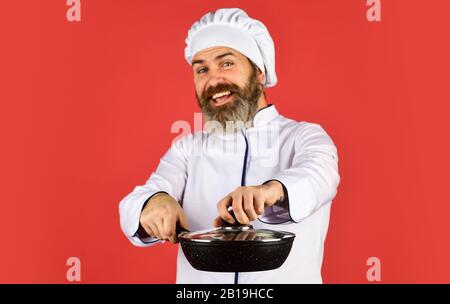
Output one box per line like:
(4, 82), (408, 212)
(205, 68), (228, 92)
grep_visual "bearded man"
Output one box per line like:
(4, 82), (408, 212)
(119, 8), (340, 284)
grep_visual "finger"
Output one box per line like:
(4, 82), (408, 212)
(168, 231), (177, 244)
(168, 214), (181, 243)
(153, 217), (165, 240)
(243, 192), (258, 221)
(148, 221), (161, 240)
(170, 233), (178, 243)
(213, 216), (225, 227)
(178, 210), (190, 231)
(141, 223), (155, 238)
(232, 193), (249, 224)
(162, 213), (176, 241)
(253, 192), (265, 215)
(217, 195), (235, 224)
(156, 217), (166, 240)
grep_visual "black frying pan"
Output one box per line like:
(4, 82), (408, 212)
(175, 212), (295, 272)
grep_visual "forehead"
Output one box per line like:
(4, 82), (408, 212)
(191, 46), (246, 64)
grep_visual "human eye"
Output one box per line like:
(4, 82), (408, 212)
(196, 67), (207, 74)
(223, 61), (234, 67)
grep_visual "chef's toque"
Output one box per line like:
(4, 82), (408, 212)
(184, 8), (277, 88)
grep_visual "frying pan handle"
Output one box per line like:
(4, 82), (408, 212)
(223, 208), (239, 227)
(223, 208), (253, 229)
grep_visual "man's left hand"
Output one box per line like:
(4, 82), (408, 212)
(213, 181), (284, 227)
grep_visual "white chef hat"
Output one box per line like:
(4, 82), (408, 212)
(184, 8), (277, 88)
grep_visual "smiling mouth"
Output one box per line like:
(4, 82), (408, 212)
(210, 91), (235, 106)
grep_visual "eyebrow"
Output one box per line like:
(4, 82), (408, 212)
(192, 52), (236, 67)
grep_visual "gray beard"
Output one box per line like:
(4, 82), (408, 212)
(203, 97), (259, 134)
(196, 70), (263, 134)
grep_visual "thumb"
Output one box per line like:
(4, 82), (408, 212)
(212, 216), (225, 227)
(178, 210), (189, 230)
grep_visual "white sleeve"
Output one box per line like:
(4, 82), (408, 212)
(260, 123), (340, 223)
(118, 139), (188, 247)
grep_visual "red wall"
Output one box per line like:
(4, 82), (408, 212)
(1, 0), (449, 283)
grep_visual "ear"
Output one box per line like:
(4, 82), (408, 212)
(257, 68), (266, 85)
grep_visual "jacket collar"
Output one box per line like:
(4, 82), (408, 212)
(252, 104), (279, 127)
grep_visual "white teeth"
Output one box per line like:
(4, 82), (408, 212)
(212, 91), (231, 100)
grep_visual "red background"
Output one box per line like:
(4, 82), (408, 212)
(1, 0), (449, 283)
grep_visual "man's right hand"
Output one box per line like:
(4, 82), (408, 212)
(139, 193), (189, 243)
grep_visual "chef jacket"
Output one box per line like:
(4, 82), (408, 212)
(119, 104), (340, 283)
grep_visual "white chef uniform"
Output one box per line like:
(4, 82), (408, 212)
(119, 104), (340, 284)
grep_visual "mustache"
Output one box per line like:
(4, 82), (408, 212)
(201, 82), (241, 103)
